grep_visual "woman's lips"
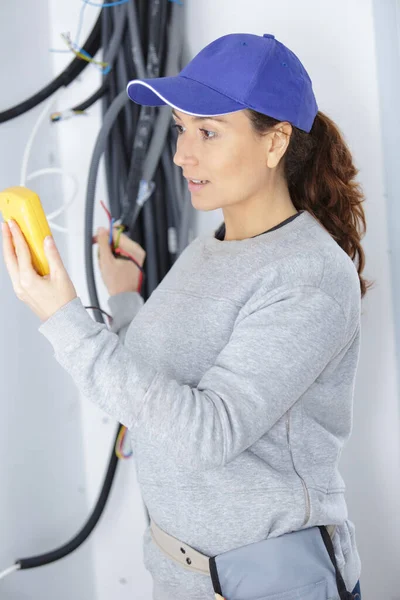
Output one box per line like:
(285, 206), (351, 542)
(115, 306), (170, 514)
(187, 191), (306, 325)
(187, 180), (209, 192)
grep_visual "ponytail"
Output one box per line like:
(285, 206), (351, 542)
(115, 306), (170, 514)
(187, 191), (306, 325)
(247, 109), (373, 298)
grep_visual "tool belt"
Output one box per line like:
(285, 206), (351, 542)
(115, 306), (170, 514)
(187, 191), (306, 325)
(150, 518), (356, 600)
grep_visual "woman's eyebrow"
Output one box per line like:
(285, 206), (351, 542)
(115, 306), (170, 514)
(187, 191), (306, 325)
(171, 109), (228, 124)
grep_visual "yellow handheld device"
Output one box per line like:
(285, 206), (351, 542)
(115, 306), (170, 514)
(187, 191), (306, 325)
(0, 186), (52, 276)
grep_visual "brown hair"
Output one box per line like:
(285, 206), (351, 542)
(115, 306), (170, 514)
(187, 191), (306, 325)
(246, 109), (373, 298)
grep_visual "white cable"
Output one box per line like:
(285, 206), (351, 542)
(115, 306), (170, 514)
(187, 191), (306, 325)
(0, 563), (20, 581)
(20, 89), (62, 187)
(47, 222), (70, 233)
(26, 168), (79, 220)
(19, 89), (81, 237)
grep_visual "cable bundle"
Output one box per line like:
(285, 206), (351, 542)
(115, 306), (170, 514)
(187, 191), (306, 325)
(84, 0), (194, 317)
(0, 0), (195, 579)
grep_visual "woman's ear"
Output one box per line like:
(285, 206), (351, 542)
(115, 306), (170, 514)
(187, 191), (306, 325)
(265, 122), (292, 169)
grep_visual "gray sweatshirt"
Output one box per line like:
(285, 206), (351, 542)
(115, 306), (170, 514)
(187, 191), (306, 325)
(39, 210), (362, 599)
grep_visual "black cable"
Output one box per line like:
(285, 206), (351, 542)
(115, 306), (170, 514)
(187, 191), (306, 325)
(153, 165), (170, 277)
(120, 0), (164, 230)
(84, 305), (113, 322)
(17, 424), (122, 569)
(72, 76), (110, 112)
(102, 4), (114, 214)
(0, 14), (102, 124)
(5, 6), (122, 575)
(7, 0), (186, 575)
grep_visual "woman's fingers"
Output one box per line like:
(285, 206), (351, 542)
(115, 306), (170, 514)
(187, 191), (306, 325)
(96, 228), (114, 265)
(113, 227), (146, 260)
(2, 221), (20, 283)
(94, 225), (146, 267)
(1, 220), (40, 300)
(7, 220), (33, 273)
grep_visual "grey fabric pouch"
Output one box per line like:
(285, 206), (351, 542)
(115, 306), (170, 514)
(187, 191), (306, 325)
(209, 526), (354, 600)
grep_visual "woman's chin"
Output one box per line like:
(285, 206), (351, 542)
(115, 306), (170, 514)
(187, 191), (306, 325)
(190, 190), (220, 211)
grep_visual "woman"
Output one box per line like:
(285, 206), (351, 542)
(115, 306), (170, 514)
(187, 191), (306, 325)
(2, 33), (367, 599)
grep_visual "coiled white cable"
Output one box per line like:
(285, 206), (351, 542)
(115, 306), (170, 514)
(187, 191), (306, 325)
(26, 167), (79, 233)
(19, 89), (79, 233)
(20, 91), (60, 188)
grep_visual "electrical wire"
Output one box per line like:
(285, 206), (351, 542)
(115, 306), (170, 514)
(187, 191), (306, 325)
(75, 0), (91, 47)
(0, 564), (20, 582)
(84, 0), (130, 7)
(0, 14), (101, 124)
(60, 32), (110, 73)
(50, 109), (87, 122)
(115, 425), (132, 459)
(20, 92), (61, 187)
(1, 0), (195, 577)
(99, 199), (146, 287)
(84, 306), (113, 325)
(26, 168), (79, 221)
(82, 197), (144, 348)
(45, 222), (70, 234)
(71, 76), (109, 113)
(83, 0), (191, 538)
(14, 424), (122, 570)
(19, 92), (79, 232)
(49, 0), (93, 54)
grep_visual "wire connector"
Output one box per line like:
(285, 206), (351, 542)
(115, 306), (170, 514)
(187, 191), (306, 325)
(51, 109), (87, 122)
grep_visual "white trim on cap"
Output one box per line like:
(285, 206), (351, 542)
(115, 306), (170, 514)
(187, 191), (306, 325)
(126, 79), (243, 117)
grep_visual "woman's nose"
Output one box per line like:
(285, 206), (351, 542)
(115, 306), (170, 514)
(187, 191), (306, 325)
(173, 140), (198, 169)
(173, 149), (198, 169)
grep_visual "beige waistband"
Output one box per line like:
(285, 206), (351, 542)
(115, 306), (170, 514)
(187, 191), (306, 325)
(150, 518), (211, 575)
(150, 519), (337, 576)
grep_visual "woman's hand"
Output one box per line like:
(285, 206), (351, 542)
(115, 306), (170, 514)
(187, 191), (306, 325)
(94, 226), (146, 296)
(1, 220), (77, 322)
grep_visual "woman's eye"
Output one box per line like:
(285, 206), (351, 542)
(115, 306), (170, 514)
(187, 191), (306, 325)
(171, 123), (215, 140)
(172, 124), (184, 135)
(200, 129), (215, 140)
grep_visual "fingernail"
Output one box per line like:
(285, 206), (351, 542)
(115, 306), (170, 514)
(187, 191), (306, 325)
(45, 236), (53, 246)
(8, 219), (14, 228)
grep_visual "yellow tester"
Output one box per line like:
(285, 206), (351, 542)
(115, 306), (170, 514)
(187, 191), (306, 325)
(0, 186), (52, 276)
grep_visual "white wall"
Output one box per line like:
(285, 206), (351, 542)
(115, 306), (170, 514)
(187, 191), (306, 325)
(1, 1), (399, 599)
(0, 2), (96, 599)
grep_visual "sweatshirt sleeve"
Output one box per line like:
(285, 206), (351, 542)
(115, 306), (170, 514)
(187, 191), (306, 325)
(38, 286), (348, 471)
(107, 291), (144, 344)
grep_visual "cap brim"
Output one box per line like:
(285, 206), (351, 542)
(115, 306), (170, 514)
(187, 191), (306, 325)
(126, 75), (245, 116)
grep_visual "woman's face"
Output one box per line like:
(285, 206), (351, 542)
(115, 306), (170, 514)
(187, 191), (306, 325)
(172, 108), (275, 211)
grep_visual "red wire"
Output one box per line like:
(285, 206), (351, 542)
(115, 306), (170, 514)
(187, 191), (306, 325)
(97, 201), (144, 293)
(100, 200), (111, 221)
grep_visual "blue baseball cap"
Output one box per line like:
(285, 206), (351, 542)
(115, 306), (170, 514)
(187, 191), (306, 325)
(126, 33), (318, 133)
